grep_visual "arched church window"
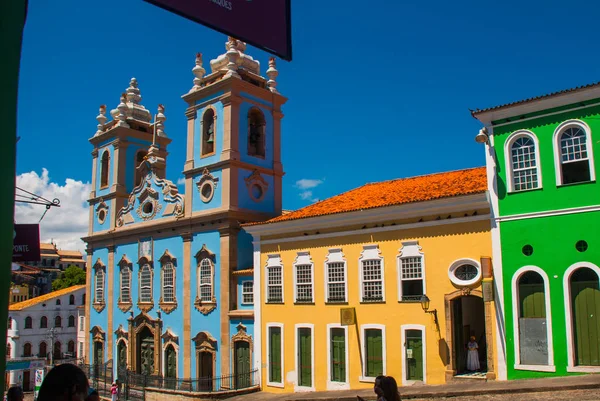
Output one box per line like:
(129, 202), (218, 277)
(100, 150), (110, 188)
(95, 267), (105, 304)
(199, 259), (213, 302)
(201, 109), (215, 156)
(139, 263), (153, 303)
(248, 108), (266, 158)
(134, 150), (147, 187)
(161, 260), (175, 304)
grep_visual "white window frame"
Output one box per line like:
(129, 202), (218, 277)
(79, 317), (85, 332)
(397, 241), (425, 302)
(120, 263), (131, 303)
(94, 267), (105, 304)
(241, 280), (254, 305)
(553, 119), (596, 186)
(265, 322), (284, 388)
(265, 254), (284, 303)
(504, 130), (542, 192)
(359, 324), (386, 382)
(161, 260), (175, 303)
(162, 341), (179, 379)
(511, 265), (555, 372)
(139, 263), (153, 303)
(294, 323), (315, 392)
(326, 323), (349, 390)
(401, 324), (427, 385)
(563, 262), (600, 373)
(324, 248), (347, 303)
(448, 258), (482, 287)
(358, 245), (385, 303)
(293, 252), (314, 303)
(198, 258), (213, 302)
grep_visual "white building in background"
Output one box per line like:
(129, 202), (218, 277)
(7, 285), (86, 391)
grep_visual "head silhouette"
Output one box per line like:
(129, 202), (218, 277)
(37, 364), (89, 401)
(380, 376), (401, 401)
(6, 386), (24, 401)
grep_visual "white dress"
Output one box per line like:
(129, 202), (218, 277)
(467, 341), (480, 371)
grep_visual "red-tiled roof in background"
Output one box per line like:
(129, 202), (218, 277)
(471, 82), (600, 116)
(249, 167), (487, 226)
(9, 285), (85, 311)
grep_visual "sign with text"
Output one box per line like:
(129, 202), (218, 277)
(144, 0), (292, 61)
(13, 224), (40, 262)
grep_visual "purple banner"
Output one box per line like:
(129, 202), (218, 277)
(13, 224), (41, 262)
(145, 0), (292, 61)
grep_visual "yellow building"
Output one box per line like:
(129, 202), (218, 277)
(243, 167), (499, 393)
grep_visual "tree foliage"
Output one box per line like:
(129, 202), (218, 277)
(52, 265), (86, 291)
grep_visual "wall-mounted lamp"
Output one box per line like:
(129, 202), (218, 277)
(475, 127), (489, 144)
(420, 294), (439, 327)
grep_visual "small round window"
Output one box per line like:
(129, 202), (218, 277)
(251, 184), (264, 201)
(448, 259), (482, 287)
(97, 209), (107, 224)
(522, 245), (533, 256)
(576, 240), (588, 253)
(200, 182), (214, 203)
(142, 201), (154, 215)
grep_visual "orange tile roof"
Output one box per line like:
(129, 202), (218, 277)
(57, 250), (83, 257)
(9, 285), (85, 311)
(252, 167), (487, 226)
(40, 243), (57, 250)
(60, 258), (85, 263)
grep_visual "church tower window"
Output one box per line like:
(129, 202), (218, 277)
(248, 108), (266, 158)
(134, 150), (147, 187)
(201, 109), (215, 156)
(100, 150), (110, 188)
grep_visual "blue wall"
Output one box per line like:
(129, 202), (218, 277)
(236, 231), (253, 271)
(238, 101), (274, 169)
(236, 278), (253, 311)
(89, 247), (109, 363)
(237, 168), (275, 213)
(92, 202), (110, 233)
(192, 168), (223, 212)
(189, 230), (222, 379)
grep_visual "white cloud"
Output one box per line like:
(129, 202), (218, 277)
(176, 177), (185, 186)
(295, 178), (323, 190)
(299, 190), (314, 200)
(15, 169), (90, 254)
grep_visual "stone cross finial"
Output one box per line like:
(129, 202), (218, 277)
(156, 104), (166, 138)
(96, 105), (107, 135)
(266, 57), (279, 93)
(126, 78), (142, 104)
(192, 53), (205, 91)
(117, 93), (129, 127)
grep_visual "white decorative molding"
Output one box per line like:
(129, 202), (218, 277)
(397, 241), (425, 302)
(293, 252), (314, 304)
(503, 130), (543, 193)
(326, 324), (349, 390)
(552, 119), (596, 186)
(447, 258), (482, 287)
(265, 322), (284, 388)
(511, 266), (554, 369)
(401, 324), (427, 385)
(294, 323), (315, 392)
(95, 198), (109, 225)
(196, 168), (219, 203)
(245, 170), (269, 203)
(324, 248), (347, 303)
(359, 324), (387, 382)
(496, 204), (600, 223)
(562, 262), (600, 373)
(264, 254), (284, 304)
(358, 245), (385, 303)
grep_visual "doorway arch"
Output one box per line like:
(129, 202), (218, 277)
(444, 288), (495, 381)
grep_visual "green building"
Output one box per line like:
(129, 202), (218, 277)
(473, 83), (600, 380)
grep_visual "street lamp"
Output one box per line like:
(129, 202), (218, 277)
(420, 295), (439, 327)
(46, 327), (59, 367)
(475, 127), (489, 144)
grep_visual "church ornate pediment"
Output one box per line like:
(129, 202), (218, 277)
(192, 331), (217, 351)
(114, 325), (129, 340)
(194, 244), (216, 263)
(91, 326), (106, 341)
(161, 329), (179, 345)
(116, 146), (184, 228)
(196, 168), (219, 203)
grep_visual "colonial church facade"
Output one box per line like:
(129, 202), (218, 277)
(83, 38), (286, 385)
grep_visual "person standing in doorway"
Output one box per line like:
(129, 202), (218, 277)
(110, 382), (118, 401)
(467, 336), (480, 371)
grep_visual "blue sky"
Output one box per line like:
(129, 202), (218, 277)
(15, 0), (600, 249)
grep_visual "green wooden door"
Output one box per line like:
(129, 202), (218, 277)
(330, 328), (346, 382)
(571, 269), (600, 366)
(234, 341), (251, 389)
(298, 328), (312, 387)
(365, 329), (383, 377)
(166, 345), (176, 378)
(94, 341), (103, 365)
(269, 327), (282, 383)
(140, 337), (154, 375)
(405, 330), (423, 381)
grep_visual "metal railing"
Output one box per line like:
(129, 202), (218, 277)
(125, 369), (259, 393)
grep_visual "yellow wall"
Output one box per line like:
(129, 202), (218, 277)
(260, 219), (494, 392)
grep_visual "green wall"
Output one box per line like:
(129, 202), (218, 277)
(500, 212), (600, 379)
(492, 104), (600, 216)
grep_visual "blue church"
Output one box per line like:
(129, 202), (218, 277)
(83, 38), (286, 387)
